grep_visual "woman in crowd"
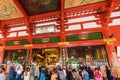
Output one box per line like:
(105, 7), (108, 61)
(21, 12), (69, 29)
(94, 67), (103, 80)
(82, 67), (89, 80)
(34, 64), (39, 80)
(16, 64), (23, 80)
(106, 66), (114, 80)
(87, 67), (94, 80)
(72, 69), (82, 80)
(66, 68), (75, 80)
(23, 67), (30, 80)
(0, 67), (6, 80)
(8, 63), (16, 80)
(39, 66), (46, 80)
(57, 67), (66, 80)
(30, 64), (35, 80)
(51, 68), (58, 80)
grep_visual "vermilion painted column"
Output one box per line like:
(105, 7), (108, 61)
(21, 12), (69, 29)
(59, 0), (67, 68)
(99, 0), (116, 66)
(59, 47), (63, 67)
(27, 36), (33, 65)
(29, 48), (33, 65)
(103, 27), (117, 66)
(26, 22), (34, 65)
(106, 44), (116, 66)
(0, 49), (4, 64)
(103, 28), (112, 66)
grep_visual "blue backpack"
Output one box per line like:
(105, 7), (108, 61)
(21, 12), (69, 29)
(84, 73), (89, 80)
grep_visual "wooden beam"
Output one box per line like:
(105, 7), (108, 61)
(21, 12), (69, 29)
(68, 39), (105, 47)
(64, 28), (104, 35)
(65, 19), (100, 26)
(30, 11), (60, 20)
(33, 32), (60, 38)
(33, 43), (59, 48)
(6, 36), (29, 41)
(1, 18), (25, 26)
(5, 45), (26, 50)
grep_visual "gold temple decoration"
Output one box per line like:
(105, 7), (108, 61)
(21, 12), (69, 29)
(58, 42), (69, 45)
(14, 41), (20, 45)
(103, 38), (116, 45)
(24, 44), (33, 47)
(78, 34), (88, 40)
(0, 46), (4, 50)
(42, 38), (50, 43)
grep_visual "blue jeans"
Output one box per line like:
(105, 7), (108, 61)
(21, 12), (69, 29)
(16, 74), (22, 80)
(34, 76), (39, 80)
(9, 74), (15, 80)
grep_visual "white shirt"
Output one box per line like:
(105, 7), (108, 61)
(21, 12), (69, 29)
(24, 72), (30, 80)
(16, 65), (23, 74)
(0, 73), (6, 80)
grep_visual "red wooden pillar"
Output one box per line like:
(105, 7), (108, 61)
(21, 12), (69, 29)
(59, 47), (63, 67)
(100, 2), (117, 65)
(0, 23), (10, 64)
(59, 45), (68, 68)
(29, 48), (33, 65)
(27, 35), (33, 65)
(106, 44), (116, 66)
(65, 47), (68, 68)
(26, 22), (34, 65)
(24, 44), (33, 65)
(0, 38), (5, 64)
(0, 48), (4, 64)
(103, 27), (117, 66)
(59, 0), (67, 68)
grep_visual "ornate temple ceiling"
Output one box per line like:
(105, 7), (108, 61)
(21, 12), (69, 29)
(0, 0), (107, 21)
(19, 0), (60, 16)
(65, 0), (106, 9)
(0, 0), (23, 21)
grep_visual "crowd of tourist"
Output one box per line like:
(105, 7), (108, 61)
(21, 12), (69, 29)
(0, 61), (114, 80)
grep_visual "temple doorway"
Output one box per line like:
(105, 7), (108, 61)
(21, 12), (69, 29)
(3, 49), (29, 64)
(32, 47), (59, 66)
(67, 45), (109, 69)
